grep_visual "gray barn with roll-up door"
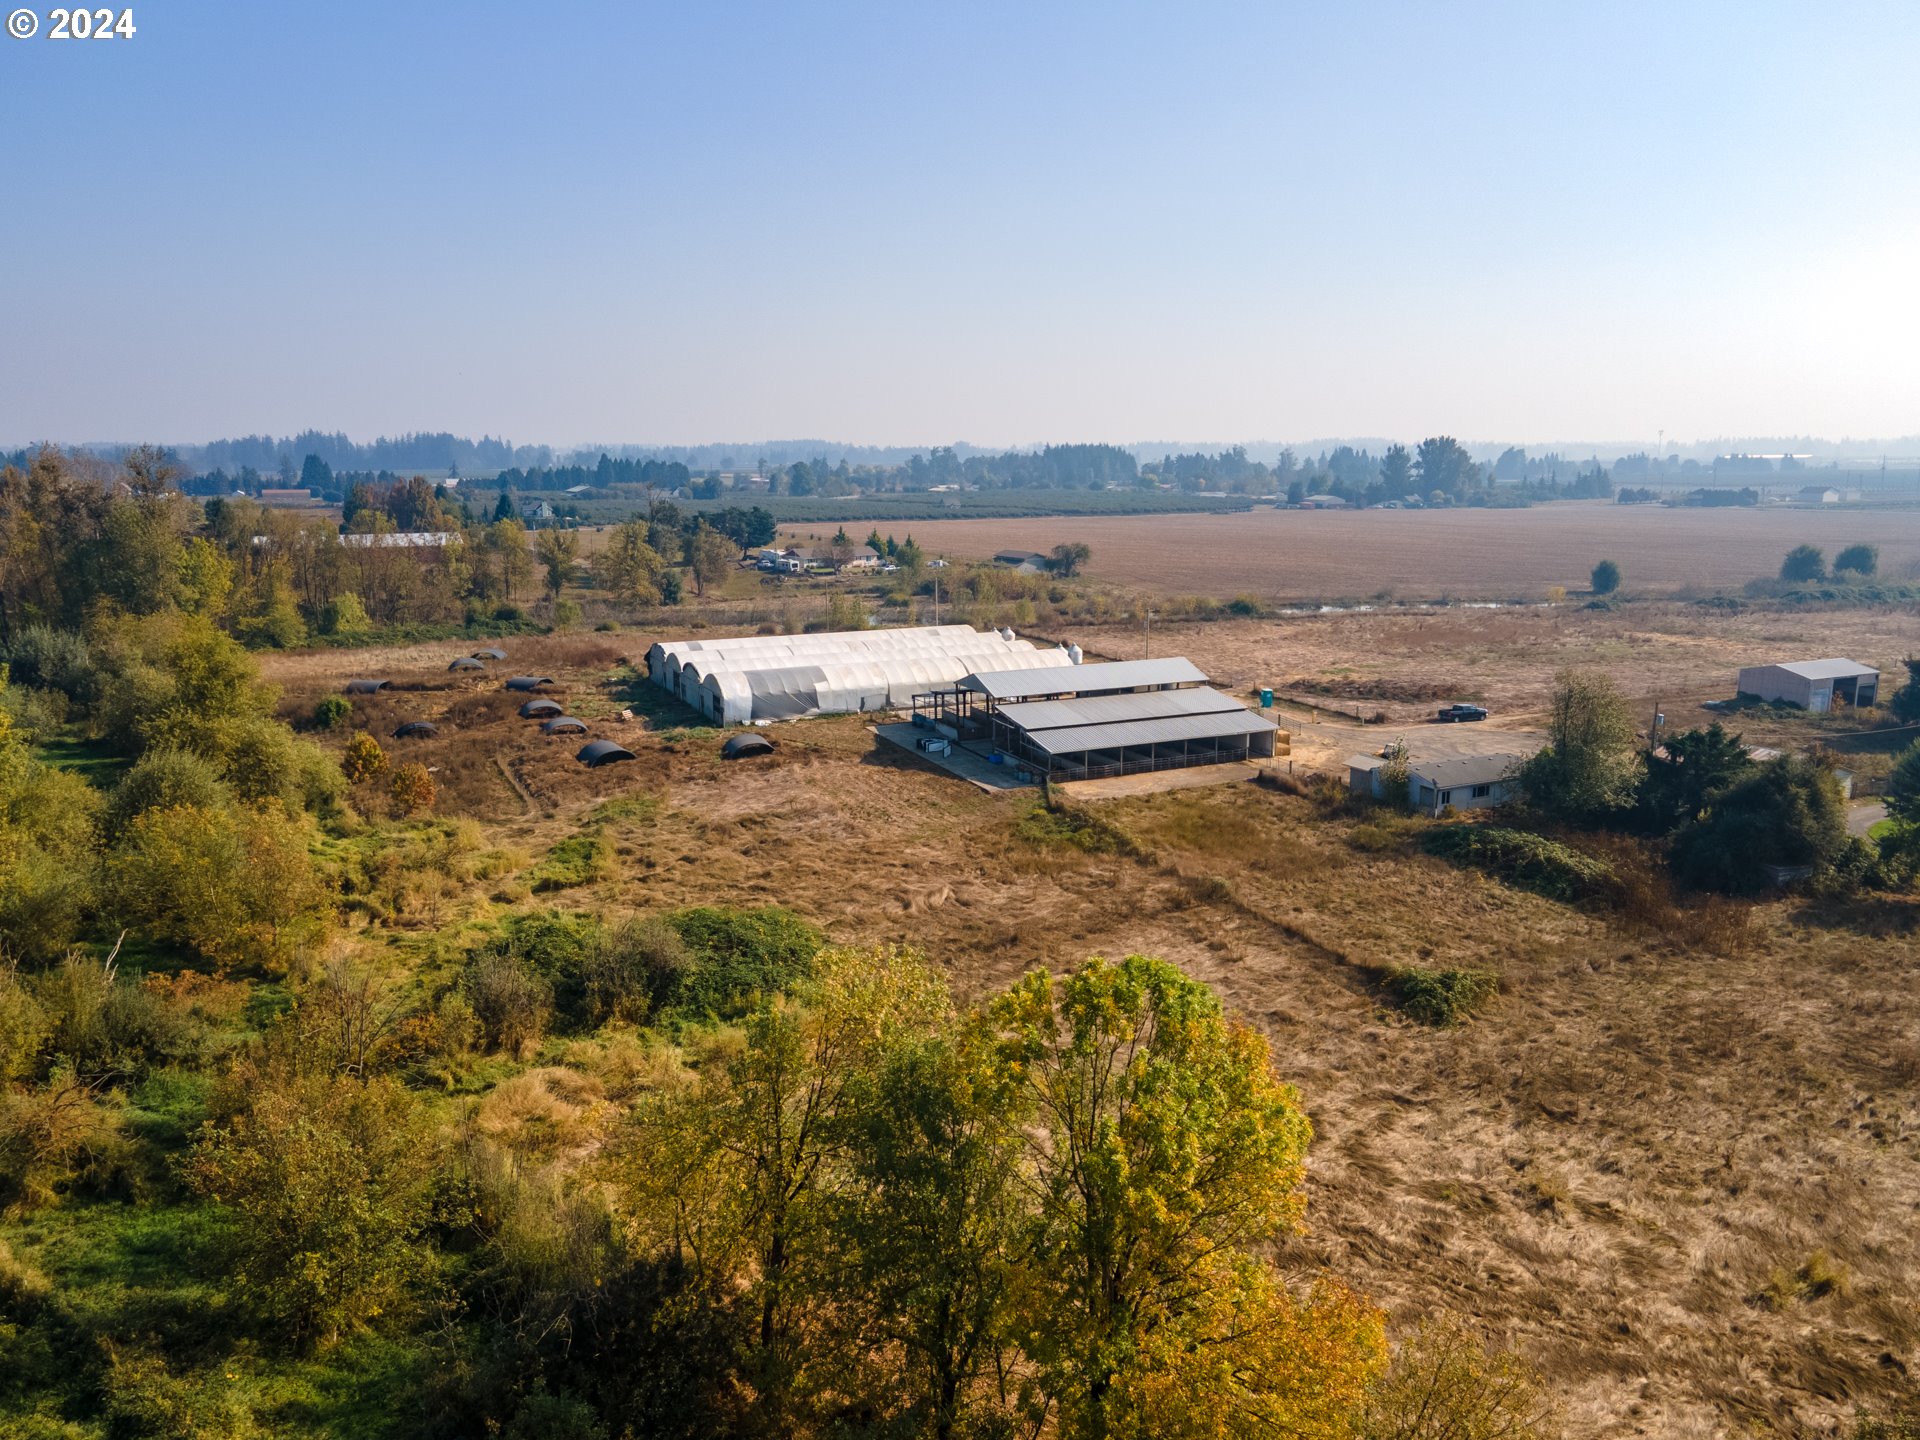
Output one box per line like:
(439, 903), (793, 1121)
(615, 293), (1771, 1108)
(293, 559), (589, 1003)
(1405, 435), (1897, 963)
(1736, 659), (1879, 713)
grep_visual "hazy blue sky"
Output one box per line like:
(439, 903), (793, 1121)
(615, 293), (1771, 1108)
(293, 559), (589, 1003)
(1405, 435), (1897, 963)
(4, 1), (1917, 448)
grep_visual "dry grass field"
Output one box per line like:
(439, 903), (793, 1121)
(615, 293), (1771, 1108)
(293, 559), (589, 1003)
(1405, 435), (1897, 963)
(262, 606), (1920, 1439)
(870, 502), (1920, 602)
(1057, 604), (1920, 725)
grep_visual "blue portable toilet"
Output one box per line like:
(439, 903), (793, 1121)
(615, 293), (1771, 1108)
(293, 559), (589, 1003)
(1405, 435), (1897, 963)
(1259, 687), (1273, 708)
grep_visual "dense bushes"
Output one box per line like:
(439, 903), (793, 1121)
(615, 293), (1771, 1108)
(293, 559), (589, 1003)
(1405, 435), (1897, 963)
(1421, 825), (1616, 902)
(663, 905), (823, 1018)
(458, 906), (818, 1048)
(1671, 757), (1848, 894)
(187, 1070), (443, 1345)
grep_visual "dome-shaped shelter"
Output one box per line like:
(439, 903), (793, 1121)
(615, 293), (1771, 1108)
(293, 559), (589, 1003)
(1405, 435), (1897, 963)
(448, 657), (485, 672)
(577, 740), (636, 768)
(519, 698), (564, 719)
(344, 679), (390, 695)
(392, 721), (439, 739)
(721, 732), (775, 760)
(505, 676), (554, 692)
(473, 646), (508, 661)
(540, 716), (588, 734)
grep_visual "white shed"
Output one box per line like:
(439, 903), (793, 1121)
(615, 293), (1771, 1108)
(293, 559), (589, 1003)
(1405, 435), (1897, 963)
(1735, 659), (1879, 712)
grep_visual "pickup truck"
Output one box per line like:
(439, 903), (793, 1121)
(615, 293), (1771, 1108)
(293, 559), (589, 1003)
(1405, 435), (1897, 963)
(1434, 704), (1489, 723)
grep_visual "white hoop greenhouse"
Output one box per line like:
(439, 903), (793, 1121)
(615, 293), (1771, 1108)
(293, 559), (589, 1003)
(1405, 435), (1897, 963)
(647, 625), (1077, 725)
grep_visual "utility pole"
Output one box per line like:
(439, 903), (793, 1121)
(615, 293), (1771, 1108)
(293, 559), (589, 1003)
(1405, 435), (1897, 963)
(1144, 608), (1155, 658)
(932, 575), (941, 625)
(1649, 698), (1664, 753)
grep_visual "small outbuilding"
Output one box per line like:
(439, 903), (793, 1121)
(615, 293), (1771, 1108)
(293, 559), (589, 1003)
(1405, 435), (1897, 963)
(392, 721), (439, 739)
(519, 698), (564, 718)
(577, 740), (636, 768)
(474, 647), (508, 661)
(505, 676), (554, 692)
(540, 716), (588, 734)
(1736, 659), (1879, 712)
(344, 679), (390, 695)
(721, 732), (775, 760)
(448, 657), (485, 672)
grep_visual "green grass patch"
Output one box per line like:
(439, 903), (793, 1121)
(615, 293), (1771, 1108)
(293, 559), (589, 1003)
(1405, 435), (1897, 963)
(1385, 966), (1499, 1026)
(32, 730), (130, 787)
(526, 833), (612, 892)
(1420, 824), (1615, 902)
(587, 793), (660, 826)
(1015, 802), (1140, 856)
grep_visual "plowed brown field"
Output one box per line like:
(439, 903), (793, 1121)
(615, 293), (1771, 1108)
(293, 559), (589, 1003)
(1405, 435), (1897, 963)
(883, 502), (1920, 601)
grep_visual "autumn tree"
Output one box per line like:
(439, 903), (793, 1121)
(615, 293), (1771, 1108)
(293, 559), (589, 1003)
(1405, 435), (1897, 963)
(593, 520), (665, 605)
(688, 523), (735, 597)
(1514, 670), (1642, 823)
(622, 945), (949, 1429)
(986, 954), (1378, 1439)
(838, 1025), (1024, 1440)
(536, 528), (580, 601)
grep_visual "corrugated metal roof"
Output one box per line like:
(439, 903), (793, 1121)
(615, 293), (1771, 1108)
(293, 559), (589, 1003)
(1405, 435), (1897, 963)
(962, 656), (1209, 700)
(997, 685), (1245, 733)
(1022, 708), (1278, 756)
(1769, 658), (1877, 680)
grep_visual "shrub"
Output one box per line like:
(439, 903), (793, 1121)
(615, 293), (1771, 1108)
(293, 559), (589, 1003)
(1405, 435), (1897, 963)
(322, 592), (373, 638)
(1833, 543), (1877, 577)
(186, 1071), (441, 1345)
(106, 803), (333, 969)
(1421, 825), (1615, 902)
(0, 968), (50, 1084)
(466, 951), (555, 1056)
(313, 695), (352, 730)
(1364, 1311), (1554, 1439)
(1385, 967), (1498, 1027)
(1590, 559), (1621, 594)
(341, 731), (387, 784)
(0, 1063), (122, 1212)
(104, 748), (232, 837)
(389, 761), (437, 815)
(102, 1351), (261, 1440)
(582, 918), (689, 1024)
(665, 905), (824, 1018)
(1780, 543), (1826, 583)
(553, 599), (583, 629)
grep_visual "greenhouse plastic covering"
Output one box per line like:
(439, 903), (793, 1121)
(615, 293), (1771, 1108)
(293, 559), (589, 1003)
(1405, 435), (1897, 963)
(647, 626), (1076, 725)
